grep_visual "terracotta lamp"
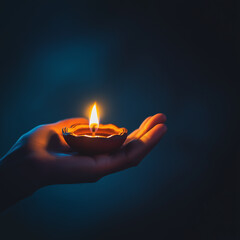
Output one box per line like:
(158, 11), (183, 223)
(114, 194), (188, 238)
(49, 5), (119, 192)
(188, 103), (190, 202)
(62, 103), (128, 155)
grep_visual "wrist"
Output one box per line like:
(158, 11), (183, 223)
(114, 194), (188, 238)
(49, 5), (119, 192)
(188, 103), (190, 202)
(0, 152), (40, 212)
(0, 173), (21, 212)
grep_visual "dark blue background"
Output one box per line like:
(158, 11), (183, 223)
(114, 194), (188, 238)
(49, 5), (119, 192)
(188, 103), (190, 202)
(0, 1), (237, 239)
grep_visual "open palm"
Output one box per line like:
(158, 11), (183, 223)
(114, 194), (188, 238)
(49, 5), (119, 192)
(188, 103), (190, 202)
(0, 113), (167, 201)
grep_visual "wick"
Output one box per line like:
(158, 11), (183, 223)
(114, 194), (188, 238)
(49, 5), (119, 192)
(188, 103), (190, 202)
(92, 125), (96, 136)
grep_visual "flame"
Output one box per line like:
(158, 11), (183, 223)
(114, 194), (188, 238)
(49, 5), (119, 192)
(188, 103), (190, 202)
(89, 103), (99, 133)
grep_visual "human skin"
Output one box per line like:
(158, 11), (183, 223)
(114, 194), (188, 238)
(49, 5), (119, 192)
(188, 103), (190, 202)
(0, 113), (167, 212)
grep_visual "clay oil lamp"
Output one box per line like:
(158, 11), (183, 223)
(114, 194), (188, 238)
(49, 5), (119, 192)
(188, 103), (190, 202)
(62, 103), (128, 155)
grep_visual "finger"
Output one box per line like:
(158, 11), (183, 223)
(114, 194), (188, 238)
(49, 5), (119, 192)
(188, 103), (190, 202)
(96, 123), (167, 175)
(125, 113), (166, 144)
(139, 116), (152, 129)
(128, 124), (167, 162)
(124, 128), (139, 144)
(134, 113), (166, 139)
(125, 116), (152, 144)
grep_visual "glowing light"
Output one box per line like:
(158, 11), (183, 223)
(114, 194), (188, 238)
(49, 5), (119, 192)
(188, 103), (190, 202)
(89, 103), (99, 134)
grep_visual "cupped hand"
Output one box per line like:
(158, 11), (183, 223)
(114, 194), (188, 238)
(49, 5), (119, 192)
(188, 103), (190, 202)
(0, 114), (167, 210)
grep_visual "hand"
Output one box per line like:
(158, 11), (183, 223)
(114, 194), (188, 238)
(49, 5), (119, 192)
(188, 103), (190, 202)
(0, 113), (167, 211)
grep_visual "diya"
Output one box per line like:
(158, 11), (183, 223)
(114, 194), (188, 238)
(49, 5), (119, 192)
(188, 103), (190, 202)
(62, 103), (128, 155)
